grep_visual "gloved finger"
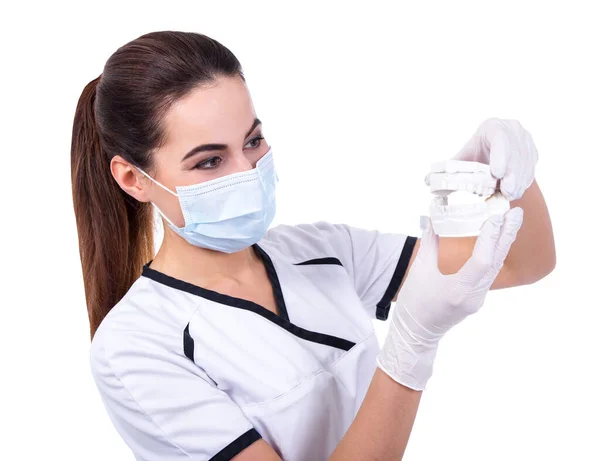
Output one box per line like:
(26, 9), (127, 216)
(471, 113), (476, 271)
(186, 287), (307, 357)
(490, 207), (524, 273)
(525, 130), (539, 166)
(489, 134), (508, 179)
(500, 172), (518, 201)
(417, 215), (440, 269)
(522, 134), (538, 192)
(457, 213), (504, 281)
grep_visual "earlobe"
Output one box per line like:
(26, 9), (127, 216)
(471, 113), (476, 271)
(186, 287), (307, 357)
(110, 155), (151, 203)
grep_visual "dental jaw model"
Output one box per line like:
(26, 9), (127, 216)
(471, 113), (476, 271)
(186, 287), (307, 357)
(425, 160), (510, 236)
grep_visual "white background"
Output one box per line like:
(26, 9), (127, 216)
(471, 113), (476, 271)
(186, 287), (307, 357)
(2, 1), (598, 459)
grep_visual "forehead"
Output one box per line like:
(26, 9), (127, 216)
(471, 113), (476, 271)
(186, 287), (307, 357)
(162, 76), (256, 145)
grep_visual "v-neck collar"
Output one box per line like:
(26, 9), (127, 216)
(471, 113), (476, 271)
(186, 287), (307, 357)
(141, 244), (290, 322)
(141, 243), (356, 352)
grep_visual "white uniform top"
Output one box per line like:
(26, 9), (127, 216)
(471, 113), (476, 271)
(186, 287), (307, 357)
(90, 221), (417, 461)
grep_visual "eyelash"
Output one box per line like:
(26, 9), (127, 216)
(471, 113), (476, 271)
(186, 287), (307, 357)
(194, 135), (265, 170)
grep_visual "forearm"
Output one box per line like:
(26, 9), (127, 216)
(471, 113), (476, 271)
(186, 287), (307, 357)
(328, 367), (422, 461)
(503, 179), (556, 284)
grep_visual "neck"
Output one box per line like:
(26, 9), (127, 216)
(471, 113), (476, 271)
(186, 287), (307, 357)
(150, 221), (260, 286)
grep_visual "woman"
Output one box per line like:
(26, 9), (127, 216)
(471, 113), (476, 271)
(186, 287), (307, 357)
(71, 31), (555, 460)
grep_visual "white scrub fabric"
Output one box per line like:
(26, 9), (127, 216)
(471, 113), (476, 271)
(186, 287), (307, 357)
(90, 221), (417, 461)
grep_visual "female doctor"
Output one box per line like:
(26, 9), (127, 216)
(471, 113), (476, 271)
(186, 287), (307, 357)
(71, 31), (555, 461)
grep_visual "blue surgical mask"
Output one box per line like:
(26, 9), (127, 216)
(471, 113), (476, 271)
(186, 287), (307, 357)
(136, 147), (278, 253)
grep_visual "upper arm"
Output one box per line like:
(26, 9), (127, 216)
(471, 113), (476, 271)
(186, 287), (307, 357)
(392, 235), (520, 302)
(90, 328), (275, 461)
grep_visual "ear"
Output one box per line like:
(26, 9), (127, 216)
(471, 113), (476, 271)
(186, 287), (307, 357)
(110, 155), (152, 203)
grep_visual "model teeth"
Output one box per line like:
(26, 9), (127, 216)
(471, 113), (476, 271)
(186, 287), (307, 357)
(427, 160), (499, 197)
(431, 200), (488, 217)
(429, 190), (510, 235)
(426, 160), (509, 236)
(428, 172), (498, 195)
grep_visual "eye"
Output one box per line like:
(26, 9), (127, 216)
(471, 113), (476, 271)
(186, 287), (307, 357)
(193, 134), (265, 170)
(194, 156), (222, 170)
(246, 134), (264, 149)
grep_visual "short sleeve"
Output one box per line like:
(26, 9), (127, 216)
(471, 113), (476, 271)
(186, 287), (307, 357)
(89, 327), (261, 461)
(264, 221), (418, 321)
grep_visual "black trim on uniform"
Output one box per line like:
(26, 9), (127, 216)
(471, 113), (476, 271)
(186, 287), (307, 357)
(142, 244), (356, 353)
(183, 323), (195, 362)
(252, 244), (289, 321)
(375, 236), (418, 321)
(294, 257), (343, 266)
(209, 428), (262, 461)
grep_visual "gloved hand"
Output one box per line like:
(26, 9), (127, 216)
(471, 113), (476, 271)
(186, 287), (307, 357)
(450, 118), (539, 201)
(376, 207), (524, 391)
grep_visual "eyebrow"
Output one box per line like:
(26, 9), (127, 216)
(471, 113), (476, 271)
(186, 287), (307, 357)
(180, 118), (262, 162)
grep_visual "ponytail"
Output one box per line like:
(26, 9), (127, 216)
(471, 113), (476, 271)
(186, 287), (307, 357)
(70, 75), (155, 341)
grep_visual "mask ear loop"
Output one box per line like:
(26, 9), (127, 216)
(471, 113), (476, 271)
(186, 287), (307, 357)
(135, 166), (178, 196)
(135, 166), (180, 229)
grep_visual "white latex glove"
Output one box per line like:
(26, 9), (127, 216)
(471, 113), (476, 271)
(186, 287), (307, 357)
(376, 207), (524, 391)
(451, 118), (539, 201)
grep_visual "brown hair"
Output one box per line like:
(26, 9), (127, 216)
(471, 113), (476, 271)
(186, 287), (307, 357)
(70, 31), (245, 340)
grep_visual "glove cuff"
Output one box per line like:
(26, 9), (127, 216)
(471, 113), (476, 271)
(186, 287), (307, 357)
(376, 321), (440, 391)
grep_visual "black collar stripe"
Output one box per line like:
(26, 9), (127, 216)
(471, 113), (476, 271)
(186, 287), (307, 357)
(142, 244), (356, 352)
(183, 323), (195, 362)
(294, 257), (343, 266)
(252, 244), (289, 321)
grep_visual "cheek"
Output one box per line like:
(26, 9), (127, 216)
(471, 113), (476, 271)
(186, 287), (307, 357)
(153, 193), (186, 228)
(151, 163), (187, 226)
(166, 195), (186, 227)
(255, 144), (271, 161)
